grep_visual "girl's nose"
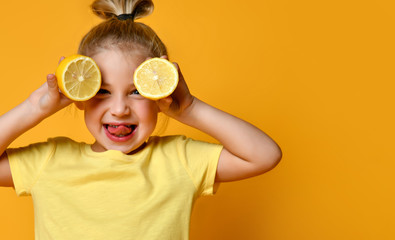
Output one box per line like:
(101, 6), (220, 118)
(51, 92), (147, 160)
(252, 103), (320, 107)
(110, 96), (131, 117)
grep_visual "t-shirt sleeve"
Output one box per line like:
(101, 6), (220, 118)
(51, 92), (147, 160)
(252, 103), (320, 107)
(176, 136), (223, 197)
(6, 140), (56, 196)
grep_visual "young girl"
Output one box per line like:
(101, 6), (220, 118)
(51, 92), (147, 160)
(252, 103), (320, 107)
(0, 0), (281, 239)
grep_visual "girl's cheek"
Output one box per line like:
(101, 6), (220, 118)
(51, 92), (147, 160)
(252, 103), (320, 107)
(138, 103), (158, 120)
(134, 98), (157, 110)
(86, 98), (107, 109)
(146, 101), (160, 115)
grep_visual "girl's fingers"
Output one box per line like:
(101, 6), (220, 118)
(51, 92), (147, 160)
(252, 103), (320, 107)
(46, 74), (60, 99)
(58, 56), (65, 64)
(156, 96), (173, 113)
(46, 74), (58, 90)
(46, 74), (73, 107)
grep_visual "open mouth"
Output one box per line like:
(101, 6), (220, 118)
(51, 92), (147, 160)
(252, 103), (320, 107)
(104, 124), (137, 140)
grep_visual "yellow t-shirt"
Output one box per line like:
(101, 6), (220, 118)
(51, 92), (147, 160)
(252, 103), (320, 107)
(7, 135), (222, 240)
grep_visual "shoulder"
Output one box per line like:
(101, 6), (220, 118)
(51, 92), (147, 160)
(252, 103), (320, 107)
(147, 135), (199, 149)
(147, 135), (222, 154)
(8, 137), (81, 157)
(148, 135), (187, 145)
(48, 137), (81, 147)
(47, 137), (88, 157)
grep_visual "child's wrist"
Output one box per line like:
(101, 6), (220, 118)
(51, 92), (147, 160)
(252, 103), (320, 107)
(23, 99), (50, 124)
(174, 97), (201, 125)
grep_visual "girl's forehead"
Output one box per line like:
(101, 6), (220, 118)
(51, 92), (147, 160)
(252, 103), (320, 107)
(94, 49), (147, 69)
(100, 77), (135, 85)
(94, 47), (149, 61)
(91, 49), (148, 87)
(99, 71), (135, 88)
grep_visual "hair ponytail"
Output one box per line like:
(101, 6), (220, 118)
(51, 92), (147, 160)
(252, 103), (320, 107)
(91, 0), (153, 21)
(78, 0), (167, 58)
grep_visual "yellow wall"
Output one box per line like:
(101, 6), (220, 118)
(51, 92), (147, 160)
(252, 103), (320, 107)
(0, 0), (394, 239)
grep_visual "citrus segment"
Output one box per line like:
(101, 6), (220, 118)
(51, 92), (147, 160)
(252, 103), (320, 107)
(134, 58), (179, 100)
(56, 54), (101, 101)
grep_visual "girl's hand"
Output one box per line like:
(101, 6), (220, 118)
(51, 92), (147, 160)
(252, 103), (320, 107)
(27, 58), (73, 117)
(155, 57), (281, 183)
(156, 60), (195, 120)
(0, 57), (74, 161)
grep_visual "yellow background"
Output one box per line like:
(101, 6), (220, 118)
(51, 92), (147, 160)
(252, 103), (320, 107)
(0, 0), (394, 239)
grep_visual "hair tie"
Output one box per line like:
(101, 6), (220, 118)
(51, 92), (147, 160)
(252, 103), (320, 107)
(117, 13), (135, 21)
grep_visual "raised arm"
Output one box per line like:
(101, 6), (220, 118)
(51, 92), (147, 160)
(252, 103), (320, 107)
(0, 73), (72, 187)
(157, 63), (282, 183)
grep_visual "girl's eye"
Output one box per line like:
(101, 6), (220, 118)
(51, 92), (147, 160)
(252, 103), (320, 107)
(97, 89), (110, 95)
(131, 90), (140, 95)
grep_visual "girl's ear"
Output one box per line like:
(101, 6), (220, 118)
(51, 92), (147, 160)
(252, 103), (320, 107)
(74, 102), (84, 110)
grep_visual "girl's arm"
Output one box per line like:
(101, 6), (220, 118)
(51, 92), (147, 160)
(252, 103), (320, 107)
(0, 74), (72, 187)
(158, 63), (282, 182)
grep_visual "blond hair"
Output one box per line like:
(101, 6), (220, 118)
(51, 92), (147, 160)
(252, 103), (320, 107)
(78, 0), (167, 58)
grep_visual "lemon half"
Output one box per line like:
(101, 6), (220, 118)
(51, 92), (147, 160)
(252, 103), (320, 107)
(56, 54), (101, 101)
(134, 58), (179, 100)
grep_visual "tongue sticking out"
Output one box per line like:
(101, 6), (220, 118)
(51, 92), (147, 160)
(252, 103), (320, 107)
(107, 125), (133, 136)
